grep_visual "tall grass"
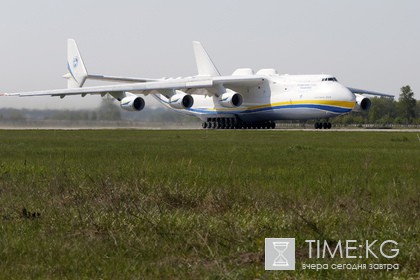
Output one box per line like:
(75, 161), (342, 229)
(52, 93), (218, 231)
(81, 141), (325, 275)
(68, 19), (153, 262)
(0, 130), (418, 279)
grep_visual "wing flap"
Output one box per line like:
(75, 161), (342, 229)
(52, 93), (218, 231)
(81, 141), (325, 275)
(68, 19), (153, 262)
(86, 74), (156, 83)
(214, 76), (265, 87)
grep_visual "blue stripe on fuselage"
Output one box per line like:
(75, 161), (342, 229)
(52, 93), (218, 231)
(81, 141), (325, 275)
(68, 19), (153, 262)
(187, 104), (352, 115)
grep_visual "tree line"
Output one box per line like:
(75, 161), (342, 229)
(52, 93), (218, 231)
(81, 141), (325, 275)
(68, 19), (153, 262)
(0, 98), (197, 123)
(332, 85), (419, 126)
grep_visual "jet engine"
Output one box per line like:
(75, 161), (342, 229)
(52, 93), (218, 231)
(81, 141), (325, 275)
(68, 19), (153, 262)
(353, 94), (372, 112)
(169, 91), (194, 109)
(218, 90), (243, 108)
(120, 95), (145, 111)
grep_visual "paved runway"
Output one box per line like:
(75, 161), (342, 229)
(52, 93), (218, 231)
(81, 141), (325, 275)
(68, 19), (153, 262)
(1, 125), (420, 132)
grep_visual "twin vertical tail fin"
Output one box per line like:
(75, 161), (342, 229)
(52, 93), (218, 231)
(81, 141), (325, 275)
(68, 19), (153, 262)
(192, 41), (220, 77)
(63, 40), (218, 88)
(63, 39), (88, 88)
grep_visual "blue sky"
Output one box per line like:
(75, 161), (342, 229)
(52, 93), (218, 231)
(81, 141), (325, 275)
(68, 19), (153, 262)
(1, 0), (419, 109)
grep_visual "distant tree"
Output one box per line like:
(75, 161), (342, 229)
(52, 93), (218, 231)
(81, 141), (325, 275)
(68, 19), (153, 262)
(9, 110), (26, 121)
(367, 97), (397, 124)
(334, 114), (355, 126)
(416, 101), (420, 124)
(352, 115), (365, 124)
(90, 112), (98, 121)
(79, 111), (89, 121)
(97, 96), (121, 121)
(51, 111), (71, 120)
(398, 85), (416, 125)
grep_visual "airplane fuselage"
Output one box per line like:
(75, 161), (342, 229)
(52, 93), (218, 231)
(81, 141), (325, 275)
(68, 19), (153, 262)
(155, 72), (356, 124)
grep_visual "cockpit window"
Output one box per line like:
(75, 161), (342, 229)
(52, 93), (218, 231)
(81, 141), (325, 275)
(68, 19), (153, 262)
(322, 77), (338, 82)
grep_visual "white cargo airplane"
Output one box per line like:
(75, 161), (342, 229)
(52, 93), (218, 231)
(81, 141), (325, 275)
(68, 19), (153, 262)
(4, 39), (393, 129)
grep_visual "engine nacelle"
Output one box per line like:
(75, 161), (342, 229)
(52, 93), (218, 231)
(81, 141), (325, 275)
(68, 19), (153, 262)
(218, 91), (243, 108)
(169, 91), (194, 109)
(120, 96), (145, 111)
(353, 94), (371, 112)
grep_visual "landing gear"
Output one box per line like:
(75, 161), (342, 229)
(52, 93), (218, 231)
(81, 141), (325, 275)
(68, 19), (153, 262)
(314, 120), (332, 129)
(202, 118), (276, 130)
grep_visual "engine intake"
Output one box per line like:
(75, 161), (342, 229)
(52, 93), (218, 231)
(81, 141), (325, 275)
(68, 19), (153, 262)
(353, 94), (371, 112)
(169, 91), (194, 109)
(120, 96), (145, 111)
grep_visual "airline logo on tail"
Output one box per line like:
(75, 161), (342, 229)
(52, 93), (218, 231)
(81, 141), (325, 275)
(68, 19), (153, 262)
(73, 57), (79, 68)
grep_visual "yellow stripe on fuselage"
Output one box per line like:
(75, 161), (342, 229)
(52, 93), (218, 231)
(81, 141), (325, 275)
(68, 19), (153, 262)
(252, 100), (355, 110)
(198, 100), (355, 112)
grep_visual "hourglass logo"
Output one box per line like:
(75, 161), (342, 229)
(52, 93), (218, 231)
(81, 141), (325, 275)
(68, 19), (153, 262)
(265, 238), (295, 270)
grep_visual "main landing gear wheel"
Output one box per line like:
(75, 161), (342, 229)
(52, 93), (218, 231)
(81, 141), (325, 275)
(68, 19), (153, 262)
(202, 118), (276, 130)
(314, 121), (332, 129)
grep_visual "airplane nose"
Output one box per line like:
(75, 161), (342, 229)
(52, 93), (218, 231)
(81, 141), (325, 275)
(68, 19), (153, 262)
(321, 82), (355, 102)
(327, 82), (356, 103)
(341, 85), (356, 102)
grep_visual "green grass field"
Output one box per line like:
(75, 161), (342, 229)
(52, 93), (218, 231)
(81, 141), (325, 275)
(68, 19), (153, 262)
(0, 130), (418, 279)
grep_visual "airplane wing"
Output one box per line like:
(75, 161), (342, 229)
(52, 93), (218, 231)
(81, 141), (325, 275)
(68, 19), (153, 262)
(6, 76), (266, 98)
(347, 87), (394, 98)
